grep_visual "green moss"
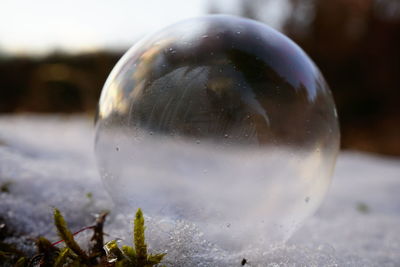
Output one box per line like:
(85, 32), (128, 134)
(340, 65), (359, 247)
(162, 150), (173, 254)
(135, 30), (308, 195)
(5, 208), (166, 266)
(54, 208), (89, 262)
(134, 208), (148, 265)
(0, 181), (13, 193)
(356, 202), (370, 214)
(103, 208), (166, 267)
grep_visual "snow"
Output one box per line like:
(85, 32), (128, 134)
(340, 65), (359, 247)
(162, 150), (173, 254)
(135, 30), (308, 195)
(0, 114), (399, 266)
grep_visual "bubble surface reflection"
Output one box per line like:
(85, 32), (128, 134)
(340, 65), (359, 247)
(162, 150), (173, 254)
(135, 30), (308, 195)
(95, 15), (340, 251)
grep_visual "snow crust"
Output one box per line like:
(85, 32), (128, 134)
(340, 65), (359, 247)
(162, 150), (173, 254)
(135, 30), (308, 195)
(0, 115), (399, 266)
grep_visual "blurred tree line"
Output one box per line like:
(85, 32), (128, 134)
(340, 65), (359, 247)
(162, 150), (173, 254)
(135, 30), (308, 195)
(0, 0), (399, 155)
(286, 0), (400, 156)
(0, 52), (120, 113)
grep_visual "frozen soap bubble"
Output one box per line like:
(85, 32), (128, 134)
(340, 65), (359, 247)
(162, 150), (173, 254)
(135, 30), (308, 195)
(95, 15), (339, 252)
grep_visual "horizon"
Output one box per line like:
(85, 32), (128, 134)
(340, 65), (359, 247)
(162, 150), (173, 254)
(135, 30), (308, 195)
(1, 0), (287, 56)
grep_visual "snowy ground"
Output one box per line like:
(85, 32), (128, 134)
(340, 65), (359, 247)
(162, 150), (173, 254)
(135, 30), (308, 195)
(0, 115), (399, 266)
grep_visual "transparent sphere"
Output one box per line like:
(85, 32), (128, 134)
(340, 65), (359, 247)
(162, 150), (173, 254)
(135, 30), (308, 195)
(95, 15), (339, 251)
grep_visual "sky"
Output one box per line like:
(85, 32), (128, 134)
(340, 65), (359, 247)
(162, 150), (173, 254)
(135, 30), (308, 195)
(1, 0), (207, 55)
(1, 0), (287, 56)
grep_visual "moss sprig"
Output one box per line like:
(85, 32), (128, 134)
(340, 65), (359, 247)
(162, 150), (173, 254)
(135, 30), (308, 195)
(104, 208), (166, 267)
(53, 208), (90, 263)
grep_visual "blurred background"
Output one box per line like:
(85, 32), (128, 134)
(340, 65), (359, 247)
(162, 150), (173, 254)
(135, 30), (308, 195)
(1, 0), (399, 156)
